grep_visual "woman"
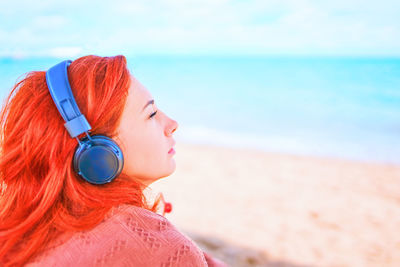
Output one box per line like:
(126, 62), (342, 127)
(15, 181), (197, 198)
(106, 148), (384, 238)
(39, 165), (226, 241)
(0, 55), (228, 266)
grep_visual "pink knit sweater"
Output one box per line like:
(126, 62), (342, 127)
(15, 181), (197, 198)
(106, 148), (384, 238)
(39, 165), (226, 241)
(25, 205), (228, 267)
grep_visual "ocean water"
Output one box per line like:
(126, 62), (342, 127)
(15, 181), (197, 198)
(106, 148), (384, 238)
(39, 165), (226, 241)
(1, 55), (399, 164)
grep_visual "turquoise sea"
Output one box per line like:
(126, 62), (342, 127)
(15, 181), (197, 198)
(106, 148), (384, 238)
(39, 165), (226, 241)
(1, 55), (399, 164)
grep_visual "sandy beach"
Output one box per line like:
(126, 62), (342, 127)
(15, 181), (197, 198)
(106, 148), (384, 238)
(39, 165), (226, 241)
(148, 142), (400, 267)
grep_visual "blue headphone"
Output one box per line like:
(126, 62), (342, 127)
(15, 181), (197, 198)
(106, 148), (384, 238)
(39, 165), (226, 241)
(45, 60), (124, 184)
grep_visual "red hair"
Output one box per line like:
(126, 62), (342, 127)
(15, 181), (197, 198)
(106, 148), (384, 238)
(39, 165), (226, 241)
(0, 55), (161, 266)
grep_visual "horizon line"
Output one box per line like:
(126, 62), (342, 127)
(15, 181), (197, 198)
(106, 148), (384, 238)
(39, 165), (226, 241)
(1, 52), (400, 60)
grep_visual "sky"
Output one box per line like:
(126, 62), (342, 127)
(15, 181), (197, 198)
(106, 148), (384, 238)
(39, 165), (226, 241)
(0, 0), (399, 58)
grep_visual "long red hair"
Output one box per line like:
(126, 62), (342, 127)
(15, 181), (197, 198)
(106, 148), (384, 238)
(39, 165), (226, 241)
(0, 55), (161, 266)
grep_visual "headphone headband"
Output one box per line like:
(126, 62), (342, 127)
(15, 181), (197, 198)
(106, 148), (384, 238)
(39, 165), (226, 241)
(45, 60), (91, 138)
(45, 59), (124, 184)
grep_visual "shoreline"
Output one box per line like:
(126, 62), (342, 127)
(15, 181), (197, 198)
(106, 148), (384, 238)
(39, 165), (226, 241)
(173, 127), (400, 167)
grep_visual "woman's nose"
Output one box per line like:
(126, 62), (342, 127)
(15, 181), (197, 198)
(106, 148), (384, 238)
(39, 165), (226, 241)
(166, 118), (178, 137)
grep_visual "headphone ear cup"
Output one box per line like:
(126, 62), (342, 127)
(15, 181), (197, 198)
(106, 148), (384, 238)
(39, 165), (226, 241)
(73, 135), (124, 184)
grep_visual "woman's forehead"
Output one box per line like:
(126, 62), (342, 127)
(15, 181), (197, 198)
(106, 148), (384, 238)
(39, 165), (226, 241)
(129, 76), (154, 111)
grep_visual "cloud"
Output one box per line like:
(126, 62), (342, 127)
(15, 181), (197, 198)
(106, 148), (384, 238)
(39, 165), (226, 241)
(0, 0), (399, 57)
(49, 46), (83, 58)
(31, 15), (68, 30)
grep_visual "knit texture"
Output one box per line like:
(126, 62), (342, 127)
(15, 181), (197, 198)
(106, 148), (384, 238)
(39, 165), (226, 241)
(25, 205), (228, 267)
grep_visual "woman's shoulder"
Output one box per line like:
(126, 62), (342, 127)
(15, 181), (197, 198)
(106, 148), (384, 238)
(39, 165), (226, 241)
(107, 204), (210, 264)
(106, 204), (193, 246)
(26, 204), (208, 267)
(110, 204), (172, 232)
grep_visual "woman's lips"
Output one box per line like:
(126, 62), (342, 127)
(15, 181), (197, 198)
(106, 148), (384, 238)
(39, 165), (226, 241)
(168, 147), (175, 155)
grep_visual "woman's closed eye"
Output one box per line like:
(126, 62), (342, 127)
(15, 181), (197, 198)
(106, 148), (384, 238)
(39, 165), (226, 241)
(149, 110), (158, 119)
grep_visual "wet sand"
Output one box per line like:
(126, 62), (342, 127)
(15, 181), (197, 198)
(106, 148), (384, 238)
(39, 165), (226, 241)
(148, 142), (400, 267)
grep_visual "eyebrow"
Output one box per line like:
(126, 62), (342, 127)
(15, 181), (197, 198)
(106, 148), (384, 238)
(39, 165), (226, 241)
(142, 99), (154, 112)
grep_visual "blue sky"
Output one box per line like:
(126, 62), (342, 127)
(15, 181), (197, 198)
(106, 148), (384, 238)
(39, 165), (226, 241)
(1, 0), (399, 58)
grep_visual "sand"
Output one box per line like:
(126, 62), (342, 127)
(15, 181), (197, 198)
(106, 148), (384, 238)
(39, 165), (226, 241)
(148, 142), (400, 267)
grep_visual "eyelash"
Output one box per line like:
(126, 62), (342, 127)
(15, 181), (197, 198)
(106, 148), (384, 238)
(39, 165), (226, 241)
(149, 110), (158, 119)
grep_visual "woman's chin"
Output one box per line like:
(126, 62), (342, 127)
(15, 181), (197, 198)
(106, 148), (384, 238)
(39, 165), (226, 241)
(161, 161), (177, 179)
(169, 159), (176, 173)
